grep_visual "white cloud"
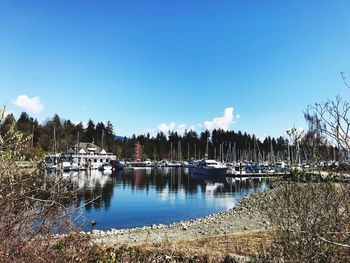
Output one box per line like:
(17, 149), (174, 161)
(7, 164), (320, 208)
(176, 124), (187, 134)
(202, 107), (235, 131)
(158, 122), (176, 133)
(151, 107), (238, 135)
(156, 123), (194, 134)
(188, 125), (197, 131)
(12, 95), (44, 114)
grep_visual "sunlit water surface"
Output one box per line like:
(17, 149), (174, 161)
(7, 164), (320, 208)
(63, 167), (270, 230)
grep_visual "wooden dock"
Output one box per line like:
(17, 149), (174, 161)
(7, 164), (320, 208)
(226, 172), (288, 178)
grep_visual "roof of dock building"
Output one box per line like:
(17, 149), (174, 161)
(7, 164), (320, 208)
(74, 142), (101, 153)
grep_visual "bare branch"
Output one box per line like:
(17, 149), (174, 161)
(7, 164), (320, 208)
(317, 234), (350, 248)
(341, 71), (350, 89)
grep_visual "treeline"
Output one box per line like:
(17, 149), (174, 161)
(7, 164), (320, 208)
(0, 112), (116, 157)
(1, 111), (336, 162)
(124, 129), (288, 161)
(0, 111), (289, 161)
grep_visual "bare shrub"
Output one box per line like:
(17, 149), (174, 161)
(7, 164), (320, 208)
(254, 181), (350, 262)
(0, 108), (86, 262)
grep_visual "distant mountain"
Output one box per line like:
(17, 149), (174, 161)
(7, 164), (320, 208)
(115, 135), (127, 142)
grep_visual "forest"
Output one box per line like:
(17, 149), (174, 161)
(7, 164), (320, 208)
(0, 111), (334, 162)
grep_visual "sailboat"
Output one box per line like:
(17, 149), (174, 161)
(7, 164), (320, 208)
(45, 125), (60, 172)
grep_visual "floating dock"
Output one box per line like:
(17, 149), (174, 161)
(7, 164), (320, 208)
(226, 172), (289, 178)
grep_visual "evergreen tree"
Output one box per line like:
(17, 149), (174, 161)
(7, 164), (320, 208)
(83, 119), (95, 143)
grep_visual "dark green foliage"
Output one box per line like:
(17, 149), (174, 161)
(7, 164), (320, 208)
(0, 111), (293, 160)
(83, 119), (95, 143)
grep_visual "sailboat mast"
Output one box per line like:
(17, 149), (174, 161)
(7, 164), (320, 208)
(194, 144), (197, 160)
(205, 137), (209, 159)
(187, 142), (189, 160)
(170, 142), (173, 161)
(233, 142), (236, 162)
(77, 131), (80, 154)
(178, 141), (181, 161)
(53, 125), (56, 154)
(227, 142), (231, 163)
(101, 129), (104, 150)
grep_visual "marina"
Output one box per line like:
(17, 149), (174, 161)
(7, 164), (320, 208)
(2, 1), (349, 261)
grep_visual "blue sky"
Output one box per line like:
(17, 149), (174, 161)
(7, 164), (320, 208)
(1, 0), (350, 138)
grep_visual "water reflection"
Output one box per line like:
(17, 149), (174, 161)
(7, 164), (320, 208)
(63, 168), (270, 230)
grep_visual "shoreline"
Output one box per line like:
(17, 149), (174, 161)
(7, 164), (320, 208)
(88, 187), (273, 245)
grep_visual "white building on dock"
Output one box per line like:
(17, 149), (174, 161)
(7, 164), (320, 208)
(70, 142), (116, 169)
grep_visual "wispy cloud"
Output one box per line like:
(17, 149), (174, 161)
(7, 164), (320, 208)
(12, 95), (44, 114)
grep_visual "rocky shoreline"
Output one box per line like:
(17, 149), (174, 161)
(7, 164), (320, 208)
(88, 187), (274, 245)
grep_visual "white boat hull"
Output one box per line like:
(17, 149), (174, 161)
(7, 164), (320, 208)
(190, 166), (228, 176)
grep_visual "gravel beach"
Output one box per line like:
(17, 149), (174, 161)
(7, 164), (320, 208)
(89, 188), (274, 245)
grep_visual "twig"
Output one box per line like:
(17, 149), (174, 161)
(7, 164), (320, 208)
(316, 234), (350, 248)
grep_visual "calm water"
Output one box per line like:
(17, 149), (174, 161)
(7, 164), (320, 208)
(64, 167), (270, 230)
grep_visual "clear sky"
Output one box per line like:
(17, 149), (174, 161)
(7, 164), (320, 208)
(1, 0), (350, 138)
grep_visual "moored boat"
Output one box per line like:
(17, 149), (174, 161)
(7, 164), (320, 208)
(190, 159), (228, 176)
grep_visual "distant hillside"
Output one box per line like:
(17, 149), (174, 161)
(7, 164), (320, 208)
(115, 135), (127, 142)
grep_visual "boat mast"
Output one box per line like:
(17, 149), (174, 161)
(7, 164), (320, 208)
(77, 131), (80, 154)
(170, 142), (173, 162)
(226, 142), (231, 163)
(178, 141), (182, 161)
(187, 142), (189, 161)
(194, 144), (197, 160)
(101, 128), (104, 150)
(31, 124), (34, 147)
(53, 125), (57, 154)
(233, 142), (236, 162)
(205, 137), (209, 159)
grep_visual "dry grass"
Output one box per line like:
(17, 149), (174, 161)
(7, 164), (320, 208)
(131, 230), (274, 261)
